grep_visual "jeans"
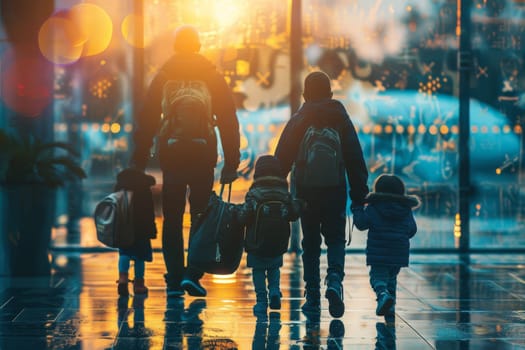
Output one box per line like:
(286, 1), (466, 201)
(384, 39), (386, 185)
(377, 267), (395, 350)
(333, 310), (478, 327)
(369, 265), (401, 300)
(298, 186), (347, 288)
(161, 165), (214, 287)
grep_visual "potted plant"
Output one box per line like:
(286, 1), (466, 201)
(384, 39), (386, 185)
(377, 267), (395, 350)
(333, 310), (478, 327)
(0, 128), (87, 276)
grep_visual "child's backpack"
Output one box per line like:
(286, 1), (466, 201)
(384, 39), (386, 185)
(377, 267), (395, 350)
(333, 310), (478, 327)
(244, 186), (292, 257)
(93, 190), (134, 248)
(294, 125), (345, 187)
(159, 79), (215, 149)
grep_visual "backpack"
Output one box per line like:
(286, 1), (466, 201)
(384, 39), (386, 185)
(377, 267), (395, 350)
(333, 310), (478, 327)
(244, 186), (292, 257)
(159, 79), (215, 147)
(93, 190), (134, 248)
(294, 126), (345, 187)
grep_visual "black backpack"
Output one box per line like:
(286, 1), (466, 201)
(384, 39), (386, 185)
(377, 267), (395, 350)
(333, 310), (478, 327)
(294, 125), (345, 187)
(159, 79), (215, 148)
(244, 185), (292, 257)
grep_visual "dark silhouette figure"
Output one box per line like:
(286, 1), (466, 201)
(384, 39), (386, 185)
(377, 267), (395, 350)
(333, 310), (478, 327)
(237, 155), (302, 316)
(130, 25), (241, 297)
(352, 174), (419, 324)
(275, 71), (369, 318)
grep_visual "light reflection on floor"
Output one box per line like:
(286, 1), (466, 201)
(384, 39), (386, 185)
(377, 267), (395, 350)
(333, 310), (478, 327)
(1, 252), (525, 349)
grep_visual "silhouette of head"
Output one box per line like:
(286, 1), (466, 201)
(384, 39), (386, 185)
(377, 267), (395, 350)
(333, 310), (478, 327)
(303, 71), (333, 101)
(173, 25), (201, 53)
(373, 174), (405, 195)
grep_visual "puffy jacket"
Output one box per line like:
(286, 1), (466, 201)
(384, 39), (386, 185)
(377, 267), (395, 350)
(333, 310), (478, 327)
(131, 52), (240, 171)
(352, 192), (418, 267)
(274, 98), (368, 206)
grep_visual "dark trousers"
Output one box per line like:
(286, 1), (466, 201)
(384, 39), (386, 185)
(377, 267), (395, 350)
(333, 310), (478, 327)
(161, 165), (214, 287)
(369, 265), (400, 303)
(298, 186), (347, 289)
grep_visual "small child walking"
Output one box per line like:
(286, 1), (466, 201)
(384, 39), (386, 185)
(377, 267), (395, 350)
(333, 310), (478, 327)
(237, 155), (303, 315)
(115, 168), (158, 296)
(352, 174), (419, 323)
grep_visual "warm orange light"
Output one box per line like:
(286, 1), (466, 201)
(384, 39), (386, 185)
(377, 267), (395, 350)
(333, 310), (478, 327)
(110, 123), (121, 134)
(122, 14), (149, 48)
(69, 4), (113, 57)
(38, 14), (84, 65)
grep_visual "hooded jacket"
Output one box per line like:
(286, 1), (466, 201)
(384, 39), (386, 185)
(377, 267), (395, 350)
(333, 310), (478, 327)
(131, 52), (240, 171)
(353, 192), (419, 267)
(275, 98), (369, 206)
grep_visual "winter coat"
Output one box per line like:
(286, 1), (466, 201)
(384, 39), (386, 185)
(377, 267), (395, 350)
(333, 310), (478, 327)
(352, 192), (419, 267)
(131, 52), (240, 171)
(115, 168), (157, 261)
(274, 98), (369, 206)
(237, 176), (302, 267)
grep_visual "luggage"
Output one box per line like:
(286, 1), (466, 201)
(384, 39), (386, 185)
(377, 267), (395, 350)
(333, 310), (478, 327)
(188, 184), (244, 274)
(93, 190), (134, 248)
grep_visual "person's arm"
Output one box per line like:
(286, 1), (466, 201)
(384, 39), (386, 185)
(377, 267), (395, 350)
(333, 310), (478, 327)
(340, 106), (369, 206)
(408, 213), (417, 239)
(351, 205), (370, 231)
(285, 197), (303, 222)
(130, 73), (164, 170)
(212, 73), (240, 176)
(275, 115), (302, 176)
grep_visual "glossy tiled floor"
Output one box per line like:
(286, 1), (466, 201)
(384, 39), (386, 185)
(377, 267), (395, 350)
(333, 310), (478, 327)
(1, 251), (525, 349)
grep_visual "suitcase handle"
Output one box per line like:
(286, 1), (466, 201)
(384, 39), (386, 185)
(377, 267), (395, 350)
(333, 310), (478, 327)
(219, 183), (232, 202)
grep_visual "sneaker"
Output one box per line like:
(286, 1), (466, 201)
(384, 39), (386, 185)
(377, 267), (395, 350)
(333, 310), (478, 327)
(181, 278), (207, 297)
(325, 277), (345, 318)
(376, 291), (394, 316)
(269, 293), (281, 310)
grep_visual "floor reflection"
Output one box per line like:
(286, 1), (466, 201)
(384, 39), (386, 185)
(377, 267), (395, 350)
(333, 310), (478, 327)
(1, 252), (525, 349)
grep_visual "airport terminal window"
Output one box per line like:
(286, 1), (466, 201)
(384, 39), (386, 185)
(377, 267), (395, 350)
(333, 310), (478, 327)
(2, 0), (524, 249)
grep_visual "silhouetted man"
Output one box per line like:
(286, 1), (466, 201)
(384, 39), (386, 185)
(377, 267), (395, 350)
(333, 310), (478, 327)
(130, 25), (240, 297)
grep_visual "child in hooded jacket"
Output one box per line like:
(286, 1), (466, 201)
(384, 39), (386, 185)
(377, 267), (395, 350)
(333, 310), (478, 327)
(352, 174), (419, 324)
(237, 155), (303, 315)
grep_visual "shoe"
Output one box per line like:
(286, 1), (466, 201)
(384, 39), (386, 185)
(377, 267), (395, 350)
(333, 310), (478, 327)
(133, 278), (149, 295)
(376, 291), (394, 316)
(325, 276), (345, 318)
(269, 293), (281, 310)
(301, 288), (321, 315)
(181, 278), (207, 297)
(117, 272), (129, 296)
